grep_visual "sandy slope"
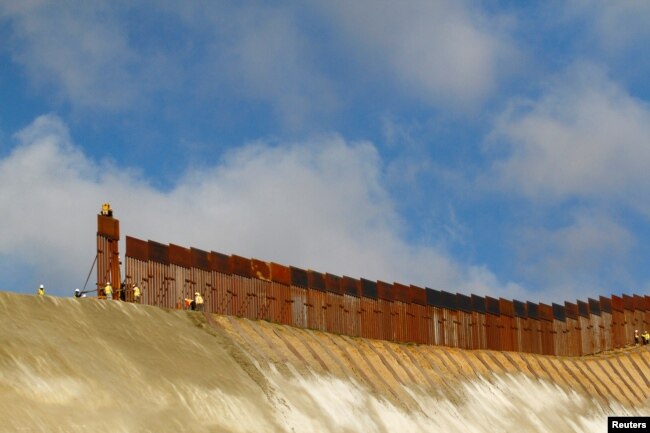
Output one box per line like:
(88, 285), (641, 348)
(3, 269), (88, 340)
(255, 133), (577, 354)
(0, 291), (648, 432)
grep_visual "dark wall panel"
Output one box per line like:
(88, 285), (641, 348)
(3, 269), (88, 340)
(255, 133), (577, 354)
(457, 293), (472, 313)
(552, 303), (566, 322)
(210, 251), (230, 274)
(361, 278), (378, 300)
(427, 289), (443, 308)
(472, 295), (486, 313)
(169, 244), (192, 268)
(564, 302), (578, 320)
(126, 236), (148, 262)
(577, 300), (590, 318)
(633, 294), (646, 311)
(231, 255), (252, 278)
(190, 248), (210, 271)
(588, 298), (601, 315)
(393, 283), (410, 303)
(513, 300), (526, 318)
(411, 285), (426, 305)
(486, 296), (500, 316)
(308, 270), (325, 292)
(377, 281), (393, 301)
(325, 273), (343, 295)
(342, 276), (360, 298)
(148, 241), (169, 264)
(499, 298), (514, 317)
(623, 294), (634, 311)
(442, 291), (457, 310)
(290, 266), (309, 288)
(599, 296), (612, 314)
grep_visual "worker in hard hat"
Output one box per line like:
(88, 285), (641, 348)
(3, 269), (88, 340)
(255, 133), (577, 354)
(643, 330), (650, 345)
(635, 330), (640, 345)
(133, 283), (141, 303)
(100, 203), (113, 217)
(74, 288), (87, 298)
(195, 292), (204, 312)
(37, 284), (45, 296)
(104, 281), (113, 300)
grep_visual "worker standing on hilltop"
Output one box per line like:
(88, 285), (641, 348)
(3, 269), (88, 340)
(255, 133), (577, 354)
(104, 281), (113, 300)
(643, 330), (650, 345)
(195, 292), (204, 312)
(37, 284), (45, 296)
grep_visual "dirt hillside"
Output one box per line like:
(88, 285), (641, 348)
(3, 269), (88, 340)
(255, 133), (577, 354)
(0, 292), (648, 432)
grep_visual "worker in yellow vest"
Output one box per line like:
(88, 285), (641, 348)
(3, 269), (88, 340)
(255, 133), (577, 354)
(195, 292), (204, 312)
(104, 282), (113, 300)
(100, 203), (113, 217)
(133, 284), (141, 303)
(37, 284), (45, 296)
(641, 331), (650, 344)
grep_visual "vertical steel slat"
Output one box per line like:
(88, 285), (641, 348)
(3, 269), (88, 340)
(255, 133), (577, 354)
(622, 295), (635, 347)
(256, 279), (271, 321)
(460, 307), (468, 349)
(418, 304), (429, 345)
(602, 312), (613, 351)
(471, 311), (484, 350)
(376, 299), (390, 342)
(195, 267), (208, 312)
(592, 314), (603, 354)
(579, 315), (592, 355)
(359, 297), (371, 339)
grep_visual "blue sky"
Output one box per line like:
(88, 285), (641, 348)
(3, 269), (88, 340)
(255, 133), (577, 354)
(1, 1), (650, 302)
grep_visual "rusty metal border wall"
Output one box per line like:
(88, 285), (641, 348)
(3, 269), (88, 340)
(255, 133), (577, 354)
(115, 231), (650, 356)
(97, 215), (121, 298)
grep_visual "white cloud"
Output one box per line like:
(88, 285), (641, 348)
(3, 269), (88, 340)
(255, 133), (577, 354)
(0, 1), (517, 120)
(0, 1), (338, 128)
(481, 64), (650, 298)
(489, 63), (650, 206)
(566, 1), (650, 54)
(0, 114), (521, 298)
(0, 1), (142, 109)
(317, 0), (518, 109)
(215, 6), (339, 131)
(513, 211), (634, 301)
